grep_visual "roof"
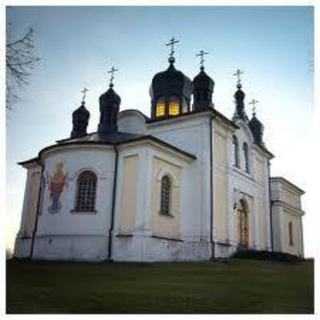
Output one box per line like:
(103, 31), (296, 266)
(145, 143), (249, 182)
(147, 108), (239, 130)
(19, 131), (197, 166)
(18, 157), (39, 166)
(56, 131), (144, 145)
(118, 109), (150, 120)
(255, 143), (274, 159)
(212, 108), (239, 130)
(271, 176), (305, 195)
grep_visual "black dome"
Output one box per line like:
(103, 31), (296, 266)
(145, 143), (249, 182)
(249, 114), (264, 145)
(193, 69), (214, 92)
(150, 63), (192, 100)
(71, 103), (90, 138)
(232, 83), (248, 121)
(100, 87), (121, 107)
(98, 86), (121, 134)
(73, 104), (90, 118)
(234, 84), (245, 101)
(192, 67), (214, 111)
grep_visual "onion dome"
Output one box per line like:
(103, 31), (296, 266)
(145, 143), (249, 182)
(98, 85), (121, 134)
(233, 83), (248, 122)
(150, 58), (192, 119)
(192, 66), (214, 111)
(70, 102), (90, 138)
(249, 112), (264, 145)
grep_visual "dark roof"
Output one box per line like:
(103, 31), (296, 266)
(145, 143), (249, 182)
(18, 157), (40, 166)
(56, 131), (144, 145)
(19, 132), (197, 166)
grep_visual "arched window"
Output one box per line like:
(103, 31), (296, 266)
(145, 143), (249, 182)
(168, 97), (180, 116)
(288, 222), (294, 246)
(156, 98), (166, 118)
(238, 199), (249, 248)
(232, 135), (240, 168)
(160, 175), (171, 215)
(243, 142), (250, 173)
(75, 171), (97, 212)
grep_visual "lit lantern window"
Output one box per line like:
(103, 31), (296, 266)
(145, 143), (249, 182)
(169, 99), (180, 116)
(156, 100), (165, 117)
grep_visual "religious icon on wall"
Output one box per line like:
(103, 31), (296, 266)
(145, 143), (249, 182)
(47, 162), (68, 214)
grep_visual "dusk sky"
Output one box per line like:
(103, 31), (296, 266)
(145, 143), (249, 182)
(6, 6), (314, 256)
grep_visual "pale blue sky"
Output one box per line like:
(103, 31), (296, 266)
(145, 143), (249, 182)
(6, 6), (314, 255)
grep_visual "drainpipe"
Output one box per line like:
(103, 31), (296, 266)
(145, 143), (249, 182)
(108, 145), (119, 261)
(209, 115), (215, 259)
(268, 160), (274, 252)
(30, 160), (44, 259)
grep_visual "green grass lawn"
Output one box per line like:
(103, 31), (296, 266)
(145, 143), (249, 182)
(6, 258), (314, 314)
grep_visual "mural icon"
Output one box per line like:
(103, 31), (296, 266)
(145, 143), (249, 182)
(47, 162), (67, 214)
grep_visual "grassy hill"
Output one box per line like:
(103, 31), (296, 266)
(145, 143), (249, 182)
(6, 258), (313, 314)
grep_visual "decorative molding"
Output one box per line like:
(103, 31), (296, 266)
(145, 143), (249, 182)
(151, 234), (183, 242)
(116, 233), (133, 238)
(272, 200), (305, 216)
(70, 210), (97, 215)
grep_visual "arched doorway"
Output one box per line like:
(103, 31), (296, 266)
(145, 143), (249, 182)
(238, 199), (249, 248)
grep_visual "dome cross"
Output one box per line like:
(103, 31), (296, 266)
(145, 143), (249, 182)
(166, 37), (179, 63)
(108, 66), (118, 88)
(81, 87), (88, 104)
(196, 50), (209, 70)
(233, 68), (244, 87)
(249, 99), (259, 116)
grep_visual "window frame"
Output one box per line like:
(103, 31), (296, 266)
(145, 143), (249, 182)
(168, 96), (181, 117)
(243, 142), (250, 174)
(73, 170), (97, 214)
(155, 98), (166, 118)
(232, 135), (240, 168)
(288, 221), (294, 246)
(155, 96), (181, 119)
(160, 175), (172, 217)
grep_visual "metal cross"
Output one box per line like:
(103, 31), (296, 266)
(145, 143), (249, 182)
(108, 66), (118, 87)
(249, 99), (259, 115)
(81, 87), (88, 104)
(196, 50), (209, 69)
(166, 37), (179, 59)
(233, 69), (244, 86)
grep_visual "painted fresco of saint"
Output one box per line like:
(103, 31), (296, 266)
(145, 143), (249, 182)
(47, 162), (67, 214)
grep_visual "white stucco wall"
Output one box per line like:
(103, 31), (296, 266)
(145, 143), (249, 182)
(146, 113), (212, 245)
(212, 119), (231, 256)
(112, 140), (209, 262)
(226, 119), (272, 255)
(32, 144), (116, 261)
(271, 178), (304, 257)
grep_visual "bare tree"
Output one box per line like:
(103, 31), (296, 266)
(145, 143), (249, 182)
(6, 26), (40, 110)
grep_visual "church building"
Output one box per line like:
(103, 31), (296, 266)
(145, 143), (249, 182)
(14, 40), (305, 261)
